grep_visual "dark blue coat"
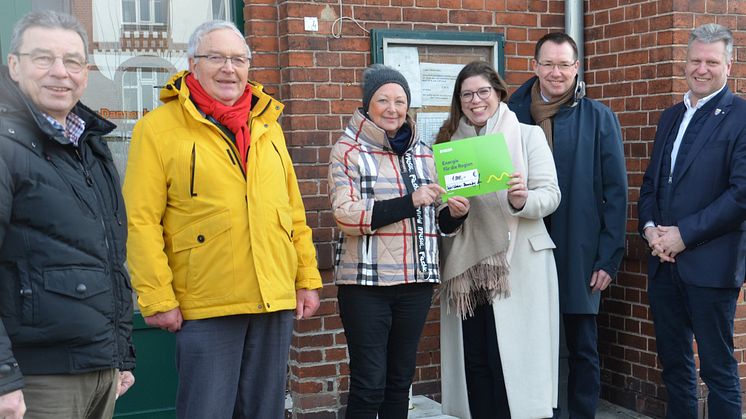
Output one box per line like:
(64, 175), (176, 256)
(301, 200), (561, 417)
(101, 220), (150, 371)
(508, 77), (627, 314)
(638, 87), (746, 288)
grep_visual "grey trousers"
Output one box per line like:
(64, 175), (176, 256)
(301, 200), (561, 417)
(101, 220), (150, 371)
(175, 311), (294, 419)
(23, 368), (118, 419)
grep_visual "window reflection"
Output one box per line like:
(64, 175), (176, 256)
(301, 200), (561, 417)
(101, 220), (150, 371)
(3, 0), (237, 181)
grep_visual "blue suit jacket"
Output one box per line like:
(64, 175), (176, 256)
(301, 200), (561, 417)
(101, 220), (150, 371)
(638, 87), (746, 288)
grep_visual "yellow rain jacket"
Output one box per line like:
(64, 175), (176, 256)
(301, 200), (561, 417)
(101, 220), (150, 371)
(123, 71), (321, 320)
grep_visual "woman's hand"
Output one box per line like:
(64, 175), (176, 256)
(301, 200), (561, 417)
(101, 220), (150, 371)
(412, 183), (446, 207)
(507, 172), (528, 210)
(446, 196), (470, 218)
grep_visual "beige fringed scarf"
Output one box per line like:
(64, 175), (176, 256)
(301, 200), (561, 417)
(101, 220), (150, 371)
(439, 103), (525, 319)
(529, 78), (576, 149)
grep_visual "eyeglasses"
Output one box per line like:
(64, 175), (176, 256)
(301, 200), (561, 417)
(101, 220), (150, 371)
(460, 86), (493, 102)
(194, 54), (250, 68)
(537, 61), (577, 72)
(16, 51), (87, 73)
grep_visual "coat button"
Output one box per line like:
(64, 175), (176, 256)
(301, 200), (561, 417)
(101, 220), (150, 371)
(76, 284), (87, 294)
(275, 106), (280, 110)
(197, 234), (205, 243)
(257, 304), (263, 309)
(264, 124), (268, 128)
(0, 363), (11, 375)
(7, 128), (14, 135)
(20, 288), (32, 297)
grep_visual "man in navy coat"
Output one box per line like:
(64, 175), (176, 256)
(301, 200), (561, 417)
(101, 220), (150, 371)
(638, 23), (746, 419)
(508, 33), (627, 418)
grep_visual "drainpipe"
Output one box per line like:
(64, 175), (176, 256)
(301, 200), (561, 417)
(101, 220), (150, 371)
(565, 0), (584, 80)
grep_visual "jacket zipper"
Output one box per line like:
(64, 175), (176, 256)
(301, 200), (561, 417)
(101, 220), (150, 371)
(190, 143), (198, 196)
(74, 143), (121, 366)
(271, 142), (287, 184)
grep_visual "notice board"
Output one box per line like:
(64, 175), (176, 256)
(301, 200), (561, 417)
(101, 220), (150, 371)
(370, 29), (505, 145)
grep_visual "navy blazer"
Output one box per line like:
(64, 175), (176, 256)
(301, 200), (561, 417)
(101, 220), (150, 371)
(638, 87), (746, 288)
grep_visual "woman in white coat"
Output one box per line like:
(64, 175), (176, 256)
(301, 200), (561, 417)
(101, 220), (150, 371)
(436, 61), (561, 419)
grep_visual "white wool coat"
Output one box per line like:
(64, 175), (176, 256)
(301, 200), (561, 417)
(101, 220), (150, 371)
(440, 123), (561, 419)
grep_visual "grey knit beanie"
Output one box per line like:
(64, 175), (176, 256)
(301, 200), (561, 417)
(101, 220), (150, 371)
(362, 64), (411, 112)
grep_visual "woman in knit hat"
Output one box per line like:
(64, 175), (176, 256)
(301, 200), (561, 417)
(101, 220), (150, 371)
(328, 64), (470, 418)
(437, 61), (561, 419)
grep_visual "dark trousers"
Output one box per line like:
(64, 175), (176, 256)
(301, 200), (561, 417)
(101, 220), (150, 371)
(338, 283), (434, 419)
(648, 264), (741, 419)
(564, 313), (600, 419)
(462, 303), (510, 419)
(175, 312), (294, 419)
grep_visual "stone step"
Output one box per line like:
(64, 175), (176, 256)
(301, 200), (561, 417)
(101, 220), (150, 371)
(408, 395), (457, 418)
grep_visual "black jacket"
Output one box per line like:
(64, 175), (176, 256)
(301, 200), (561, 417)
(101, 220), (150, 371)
(0, 66), (135, 396)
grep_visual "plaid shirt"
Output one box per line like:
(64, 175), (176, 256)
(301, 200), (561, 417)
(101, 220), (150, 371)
(329, 110), (441, 286)
(43, 112), (85, 146)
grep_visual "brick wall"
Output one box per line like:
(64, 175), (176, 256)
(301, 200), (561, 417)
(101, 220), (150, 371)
(241, 1), (746, 417)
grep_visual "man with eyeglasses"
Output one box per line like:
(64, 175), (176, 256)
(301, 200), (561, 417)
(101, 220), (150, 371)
(123, 20), (322, 418)
(639, 24), (746, 418)
(0, 10), (136, 419)
(508, 32), (627, 418)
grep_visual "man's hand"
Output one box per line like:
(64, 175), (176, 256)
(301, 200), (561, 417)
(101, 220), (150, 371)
(649, 225), (685, 262)
(295, 289), (320, 320)
(644, 226), (675, 263)
(412, 184), (446, 207)
(143, 307), (183, 333)
(589, 269), (612, 292)
(446, 196), (470, 218)
(116, 371), (135, 399)
(0, 389), (25, 419)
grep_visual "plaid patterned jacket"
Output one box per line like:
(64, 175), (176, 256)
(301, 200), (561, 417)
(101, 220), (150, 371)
(329, 110), (441, 286)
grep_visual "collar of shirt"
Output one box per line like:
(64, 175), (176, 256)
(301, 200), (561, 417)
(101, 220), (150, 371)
(42, 112), (86, 147)
(683, 83), (726, 111)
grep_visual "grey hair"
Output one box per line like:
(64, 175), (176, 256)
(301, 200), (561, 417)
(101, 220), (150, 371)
(689, 23), (733, 63)
(187, 20), (251, 59)
(10, 10), (89, 58)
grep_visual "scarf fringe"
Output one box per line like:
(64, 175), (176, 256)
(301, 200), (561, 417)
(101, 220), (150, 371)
(440, 253), (510, 320)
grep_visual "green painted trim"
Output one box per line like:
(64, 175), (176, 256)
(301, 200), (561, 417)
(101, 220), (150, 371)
(114, 407), (176, 418)
(113, 312), (177, 418)
(233, 0), (245, 34)
(370, 29), (505, 77)
(0, 0), (32, 64)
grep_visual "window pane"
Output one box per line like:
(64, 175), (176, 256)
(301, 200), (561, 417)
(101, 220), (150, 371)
(122, 0), (136, 22)
(139, 0), (150, 21)
(212, 0), (226, 20)
(154, 0), (166, 24)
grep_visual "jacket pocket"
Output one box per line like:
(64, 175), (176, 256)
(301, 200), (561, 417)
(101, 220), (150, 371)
(528, 233), (556, 252)
(277, 208), (294, 242)
(26, 267), (113, 343)
(171, 210), (234, 302)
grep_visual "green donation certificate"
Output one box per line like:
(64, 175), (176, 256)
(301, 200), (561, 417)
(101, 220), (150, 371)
(432, 133), (514, 198)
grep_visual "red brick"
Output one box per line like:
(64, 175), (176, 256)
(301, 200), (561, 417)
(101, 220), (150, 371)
(450, 10), (493, 25)
(403, 8), (447, 22)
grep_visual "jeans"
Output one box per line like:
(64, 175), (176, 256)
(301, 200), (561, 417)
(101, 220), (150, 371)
(338, 283), (434, 419)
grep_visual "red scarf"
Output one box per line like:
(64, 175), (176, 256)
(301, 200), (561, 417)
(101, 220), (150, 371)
(185, 73), (252, 170)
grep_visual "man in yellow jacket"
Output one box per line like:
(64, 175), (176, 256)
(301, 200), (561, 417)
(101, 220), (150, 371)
(123, 20), (322, 419)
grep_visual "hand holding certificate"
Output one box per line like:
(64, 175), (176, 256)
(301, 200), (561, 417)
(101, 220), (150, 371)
(432, 133), (514, 198)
